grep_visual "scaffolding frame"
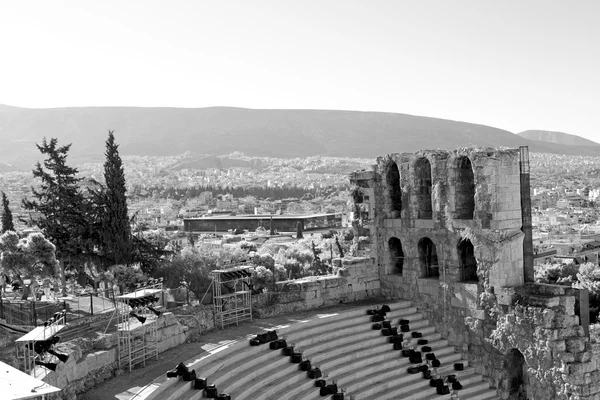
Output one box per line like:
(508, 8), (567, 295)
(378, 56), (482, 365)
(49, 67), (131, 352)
(15, 315), (66, 379)
(212, 265), (253, 329)
(116, 283), (163, 373)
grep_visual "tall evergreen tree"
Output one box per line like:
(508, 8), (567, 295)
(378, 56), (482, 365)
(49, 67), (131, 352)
(22, 138), (88, 294)
(100, 131), (132, 265)
(1, 191), (15, 233)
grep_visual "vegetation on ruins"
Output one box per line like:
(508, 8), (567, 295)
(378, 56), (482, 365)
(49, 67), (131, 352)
(535, 261), (600, 321)
(1, 191), (14, 233)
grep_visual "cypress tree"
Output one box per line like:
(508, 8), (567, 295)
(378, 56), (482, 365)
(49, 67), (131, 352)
(1, 191), (14, 233)
(101, 131), (132, 265)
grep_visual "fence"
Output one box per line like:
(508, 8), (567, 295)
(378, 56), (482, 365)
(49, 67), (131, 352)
(0, 290), (117, 326)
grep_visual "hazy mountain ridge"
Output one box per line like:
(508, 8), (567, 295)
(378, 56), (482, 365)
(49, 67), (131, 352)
(0, 104), (599, 170)
(518, 130), (600, 147)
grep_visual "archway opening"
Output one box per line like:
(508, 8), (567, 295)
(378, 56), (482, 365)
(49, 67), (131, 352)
(414, 157), (432, 219)
(504, 348), (526, 399)
(388, 237), (404, 274)
(418, 237), (439, 278)
(386, 161), (402, 217)
(455, 156), (475, 219)
(458, 238), (478, 282)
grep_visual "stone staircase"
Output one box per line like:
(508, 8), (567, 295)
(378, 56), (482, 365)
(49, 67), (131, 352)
(142, 301), (499, 400)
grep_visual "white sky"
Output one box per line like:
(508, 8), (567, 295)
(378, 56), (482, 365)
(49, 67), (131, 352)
(0, 0), (598, 141)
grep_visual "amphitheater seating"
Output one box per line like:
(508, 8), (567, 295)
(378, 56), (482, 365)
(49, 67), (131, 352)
(142, 301), (499, 400)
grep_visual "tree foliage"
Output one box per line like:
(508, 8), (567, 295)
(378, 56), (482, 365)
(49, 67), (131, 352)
(22, 138), (90, 261)
(1, 192), (14, 233)
(155, 246), (218, 300)
(99, 131), (133, 265)
(0, 231), (57, 299)
(105, 264), (148, 293)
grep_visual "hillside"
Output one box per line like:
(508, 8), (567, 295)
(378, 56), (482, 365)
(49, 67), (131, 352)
(518, 130), (600, 147)
(0, 105), (599, 169)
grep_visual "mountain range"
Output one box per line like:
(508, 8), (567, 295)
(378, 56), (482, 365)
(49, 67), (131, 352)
(0, 104), (598, 170)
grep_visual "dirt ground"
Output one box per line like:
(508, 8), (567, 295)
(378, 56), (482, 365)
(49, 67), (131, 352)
(79, 299), (384, 400)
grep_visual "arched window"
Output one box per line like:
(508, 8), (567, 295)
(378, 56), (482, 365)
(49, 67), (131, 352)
(386, 161), (402, 217)
(414, 158), (432, 219)
(388, 237), (404, 274)
(455, 156), (475, 219)
(504, 349), (526, 398)
(458, 238), (478, 282)
(418, 237), (439, 278)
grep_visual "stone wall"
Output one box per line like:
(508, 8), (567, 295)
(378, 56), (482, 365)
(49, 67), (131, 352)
(252, 256), (380, 318)
(351, 147), (600, 399)
(490, 284), (600, 399)
(41, 311), (189, 400)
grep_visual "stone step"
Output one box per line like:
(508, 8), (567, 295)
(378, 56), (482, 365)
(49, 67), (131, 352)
(421, 380), (498, 400)
(285, 308), (421, 349)
(341, 347), (462, 393)
(231, 359), (303, 399)
(142, 303), (394, 400)
(282, 305), (419, 344)
(148, 300), (498, 400)
(314, 325), (437, 369)
(300, 360), (469, 400)
(329, 337), (449, 387)
(169, 302), (412, 400)
(239, 363), (317, 400)
(217, 352), (293, 395)
(350, 353), (467, 400)
(389, 370), (483, 400)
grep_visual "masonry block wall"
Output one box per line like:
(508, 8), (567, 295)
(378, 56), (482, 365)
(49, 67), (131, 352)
(252, 256), (381, 318)
(350, 147), (600, 399)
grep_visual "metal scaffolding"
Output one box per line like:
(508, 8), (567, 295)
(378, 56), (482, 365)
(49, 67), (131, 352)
(15, 313), (67, 378)
(116, 282), (163, 372)
(212, 265), (253, 329)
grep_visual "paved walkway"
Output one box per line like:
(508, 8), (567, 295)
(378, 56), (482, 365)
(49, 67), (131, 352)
(80, 298), (386, 400)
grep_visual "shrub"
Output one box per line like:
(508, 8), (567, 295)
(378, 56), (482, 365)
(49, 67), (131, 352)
(273, 264), (288, 282)
(284, 259), (303, 280)
(251, 265), (274, 292)
(535, 262), (579, 285)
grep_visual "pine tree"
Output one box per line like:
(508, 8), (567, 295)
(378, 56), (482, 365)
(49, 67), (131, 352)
(100, 131), (133, 265)
(22, 138), (88, 294)
(1, 191), (15, 233)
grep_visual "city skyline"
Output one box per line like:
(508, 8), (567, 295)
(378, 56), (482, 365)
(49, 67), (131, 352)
(1, 0), (598, 142)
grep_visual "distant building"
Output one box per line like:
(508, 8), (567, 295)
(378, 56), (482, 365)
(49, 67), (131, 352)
(183, 213), (343, 233)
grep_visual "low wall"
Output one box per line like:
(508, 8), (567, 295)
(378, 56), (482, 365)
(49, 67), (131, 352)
(252, 256), (380, 318)
(42, 312), (189, 400)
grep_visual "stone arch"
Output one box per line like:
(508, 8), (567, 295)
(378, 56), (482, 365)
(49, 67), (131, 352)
(388, 237), (404, 274)
(504, 348), (527, 399)
(385, 161), (402, 218)
(458, 238), (478, 282)
(418, 237), (439, 278)
(414, 157), (433, 219)
(454, 156), (475, 219)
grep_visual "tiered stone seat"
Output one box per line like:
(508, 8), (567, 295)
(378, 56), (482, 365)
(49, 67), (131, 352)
(142, 301), (500, 400)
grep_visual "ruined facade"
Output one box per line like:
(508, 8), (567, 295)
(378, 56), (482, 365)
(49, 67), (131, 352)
(350, 148), (599, 400)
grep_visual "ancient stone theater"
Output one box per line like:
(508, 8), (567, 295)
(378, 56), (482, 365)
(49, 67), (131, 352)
(349, 147), (598, 399)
